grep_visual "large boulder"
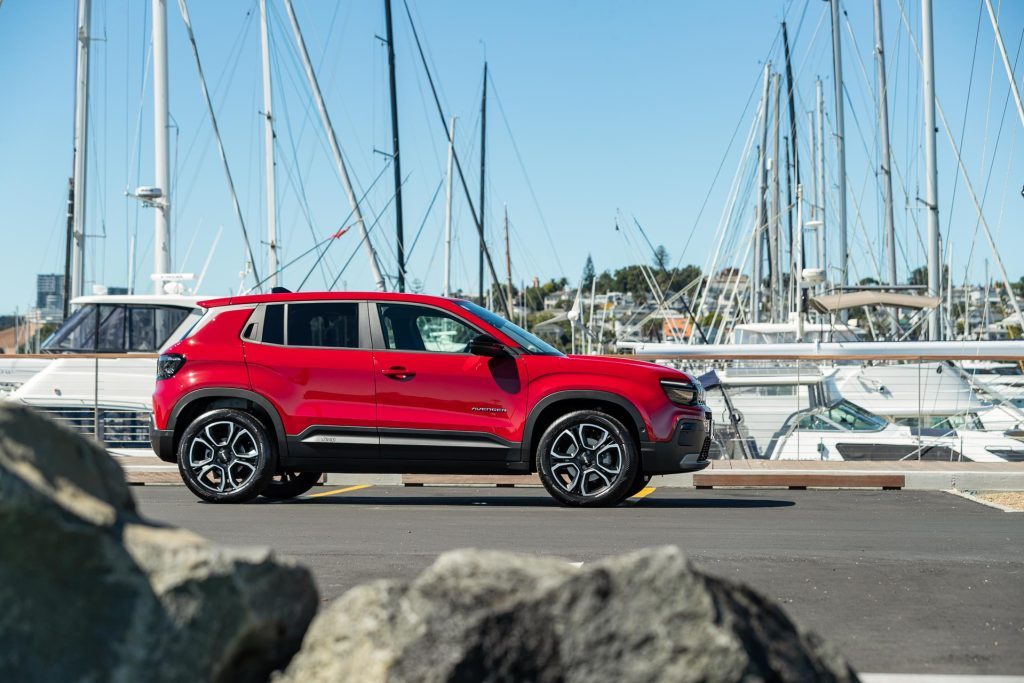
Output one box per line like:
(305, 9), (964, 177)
(0, 404), (318, 683)
(280, 547), (858, 683)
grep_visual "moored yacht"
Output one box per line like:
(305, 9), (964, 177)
(2, 294), (204, 452)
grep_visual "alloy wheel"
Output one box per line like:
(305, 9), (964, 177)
(548, 422), (623, 497)
(186, 420), (260, 494)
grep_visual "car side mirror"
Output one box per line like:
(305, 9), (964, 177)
(468, 333), (507, 357)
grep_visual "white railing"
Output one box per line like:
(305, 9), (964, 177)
(622, 342), (1024, 463)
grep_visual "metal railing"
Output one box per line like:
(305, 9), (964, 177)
(5, 349), (1024, 464)
(33, 406), (153, 449)
(657, 355), (1024, 462)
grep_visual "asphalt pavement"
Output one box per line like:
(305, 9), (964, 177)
(133, 485), (1024, 676)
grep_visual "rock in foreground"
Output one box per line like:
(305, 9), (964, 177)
(281, 546), (858, 683)
(0, 404), (318, 683)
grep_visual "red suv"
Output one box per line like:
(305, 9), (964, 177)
(151, 292), (711, 506)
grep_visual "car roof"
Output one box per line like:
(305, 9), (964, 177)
(72, 294), (205, 308)
(198, 291), (465, 309)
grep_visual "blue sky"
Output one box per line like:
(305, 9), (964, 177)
(1, 0), (1023, 313)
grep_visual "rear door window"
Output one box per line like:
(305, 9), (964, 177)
(287, 302), (360, 348)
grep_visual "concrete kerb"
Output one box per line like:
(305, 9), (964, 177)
(946, 489), (1024, 513)
(656, 469), (1024, 491)
(113, 453), (1024, 491)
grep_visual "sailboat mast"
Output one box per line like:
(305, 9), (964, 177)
(769, 73), (782, 323)
(873, 0), (897, 290)
(921, 0), (942, 340)
(816, 78), (826, 274)
(153, 0), (171, 291)
(259, 0), (279, 287)
(71, 0), (91, 301)
(782, 21), (801, 275)
(443, 116), (456, 297)
(784, 138), (793, 311)
(63, 179), (74, 319)
(752, 62), (771, 324)
(478, 61), (487, 304)
(384, 0), (405, 291)
(985, 0), (1024, 130)
(829, 0), (848, 294)
(795, 184), (804, 340)
(283, 0), (386, 291)
(504, 205), (513, 318)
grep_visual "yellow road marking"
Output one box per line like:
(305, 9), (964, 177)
(304, 483), (372, 499)
(629, 486), (656, 502)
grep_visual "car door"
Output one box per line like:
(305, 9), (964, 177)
(242, 301), (378, 462)
(370, 301), (527, 463)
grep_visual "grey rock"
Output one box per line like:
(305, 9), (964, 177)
(0, 404), (318, 683)
(281, 547), (858, 683)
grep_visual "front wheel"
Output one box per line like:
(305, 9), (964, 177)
(261, 471), (322, 500)
(177, 409), (276, 503)
(537, 410), (639, 507)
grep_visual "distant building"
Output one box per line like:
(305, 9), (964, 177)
(36, 274), (65, 320)
(661, 316), (695, 341)
(543, 289), (576, 311)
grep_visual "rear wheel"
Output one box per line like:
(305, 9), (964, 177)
(536, 410), (639, 507)
(261, 471), (322, 500)
(177, 409), (276, 503)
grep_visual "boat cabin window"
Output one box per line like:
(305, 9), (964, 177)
(43, 304), (192, 352)
(729, 384), (798, 398)
(893, 413), (983, 431)
(822, 400), (887, 431)
(795, 414), (839, 431)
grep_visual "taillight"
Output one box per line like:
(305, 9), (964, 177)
(157, 353), (185, 380)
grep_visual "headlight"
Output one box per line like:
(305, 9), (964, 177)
(157, 353), (186, 380)
(661, 378), (704, 406)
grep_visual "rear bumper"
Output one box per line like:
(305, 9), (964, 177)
(150, 416), (176, 463)
(640, 414), (712, 475)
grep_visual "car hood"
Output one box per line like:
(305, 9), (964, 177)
(560, 354), (693, 382)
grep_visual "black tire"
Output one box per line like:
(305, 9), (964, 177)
(177, 408), (276, 503)
(624, 472), (652, 498)
(261, 471), (322, 500)
(536, 409), (639, 507)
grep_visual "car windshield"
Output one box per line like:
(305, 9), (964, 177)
(456, 301), (564, 356)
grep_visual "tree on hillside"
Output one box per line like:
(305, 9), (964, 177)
(653, 245), (670, 271)
(908, 265), (948, 289)
(581, 255), (595, 290)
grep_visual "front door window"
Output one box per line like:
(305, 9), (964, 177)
(377, 303), (476, 353)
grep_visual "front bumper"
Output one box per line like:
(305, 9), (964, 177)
(150, 416), (176, 463)
(640, 412), (712, 475)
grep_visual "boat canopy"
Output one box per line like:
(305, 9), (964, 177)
(808, 291), (941, 313)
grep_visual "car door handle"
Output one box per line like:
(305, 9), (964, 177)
(381, 366), (415, 380)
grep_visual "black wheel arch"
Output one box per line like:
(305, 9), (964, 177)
(522, 390), (648, 471)
(168, 388), (289, 459)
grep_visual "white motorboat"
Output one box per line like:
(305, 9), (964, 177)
(768, 398), (1024, 462)
(2, 294), (204, 451)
